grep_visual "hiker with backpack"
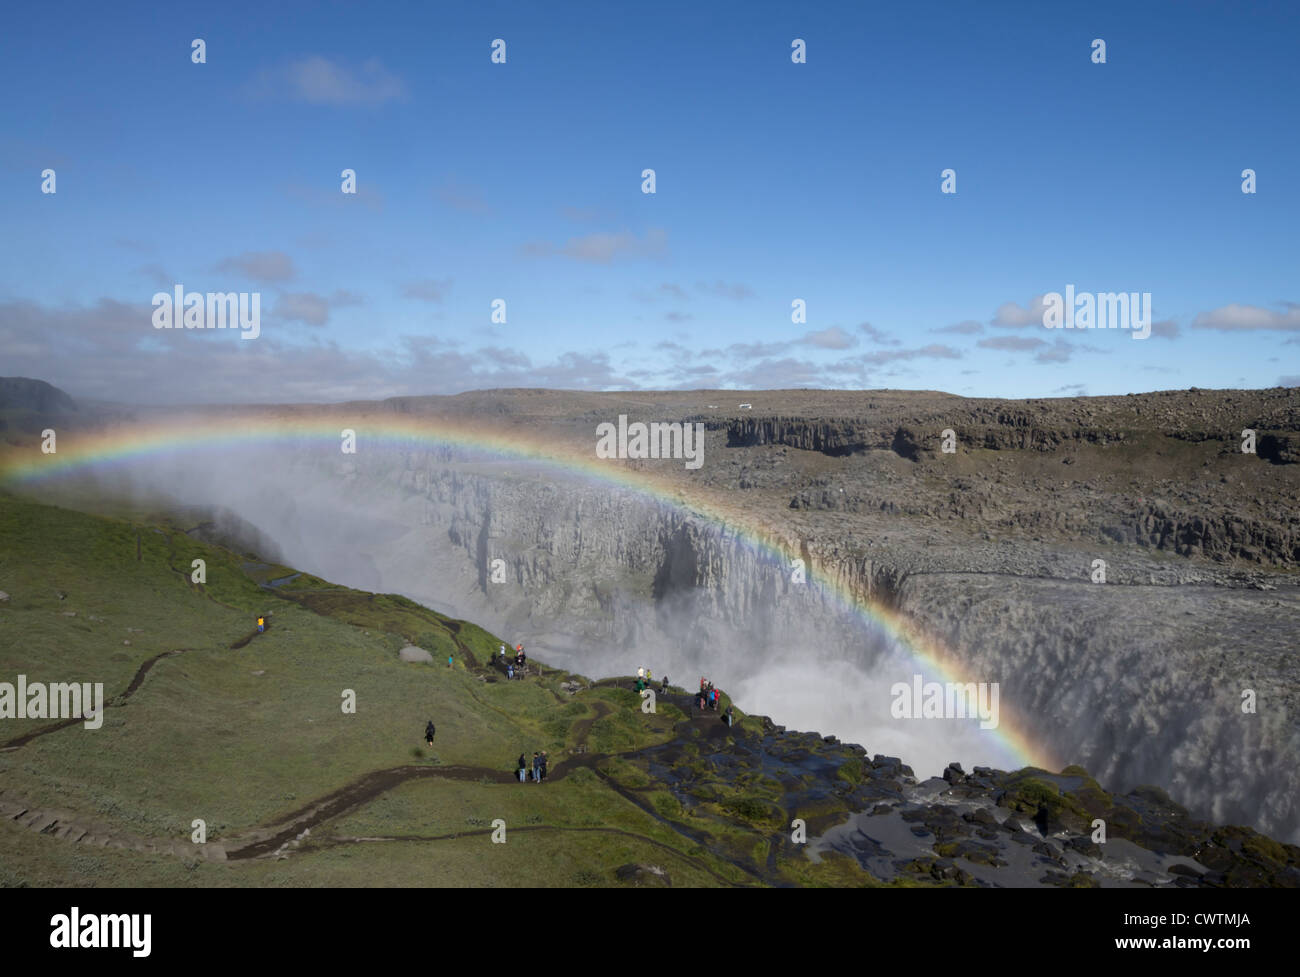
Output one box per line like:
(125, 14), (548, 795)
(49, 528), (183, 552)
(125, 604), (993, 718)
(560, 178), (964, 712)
(425, 720), (436, 746)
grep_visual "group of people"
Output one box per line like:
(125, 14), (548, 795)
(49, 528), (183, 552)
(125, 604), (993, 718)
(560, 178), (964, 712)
(518, 750), (548, 782)
(496, 642), (528, 680)
(698, 677), (719, 710)
(698, 678), (734, 725)
(634, 667), (671, 695)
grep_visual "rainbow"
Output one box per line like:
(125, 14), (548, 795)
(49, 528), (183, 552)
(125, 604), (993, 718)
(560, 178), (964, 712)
(0, 409), (1056, 771)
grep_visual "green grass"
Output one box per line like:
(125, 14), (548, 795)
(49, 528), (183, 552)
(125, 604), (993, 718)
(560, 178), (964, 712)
(0, 491), (919, 888)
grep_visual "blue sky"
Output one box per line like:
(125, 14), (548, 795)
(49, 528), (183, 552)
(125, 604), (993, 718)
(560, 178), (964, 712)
(2, 0), (1297, 404)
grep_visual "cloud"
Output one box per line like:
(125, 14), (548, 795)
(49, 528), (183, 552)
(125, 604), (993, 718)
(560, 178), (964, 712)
(0, 297), (642, 404)
(1054, 384), (1087, 394)
(857, 322), (902, 346)
(726, 357), (828, 387)
(800, 326), (857, 350)
(436, 179), (492, 216)
(696, 280), (754, 301)
(330, 289), (364, 307)
(136, 264), (173, 288)
(1280, 375), (1300, 387)
(1150, 319), (1180, 339)
(858, 344), (961, 365)
(1034, 339), (1074, 363)
(665, 311), (693, 322)
(992, 295), (1050, 328)
(632, 282), (690, 304)
(978, 335), (1046, 352)
(273, 292), (331, 326)
(1192, 302), (1300, 331)
(215, 251), (296, 283)
(726, 341), (792, 360)
(655, 341), (692, 356)
(402, 279), (453, 303)
(250, 56), (406, 106)
(1033, 337), (1108, 363)
(933, 319), (984, 335)
(522, 229), (667, 263)
(272, 289), (361, 326)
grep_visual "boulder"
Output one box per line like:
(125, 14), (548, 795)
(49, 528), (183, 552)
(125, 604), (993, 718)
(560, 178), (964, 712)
(398, 645), (434, 663)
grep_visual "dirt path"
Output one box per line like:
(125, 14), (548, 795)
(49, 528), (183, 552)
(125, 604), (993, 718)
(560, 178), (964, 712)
(225, 699), (614, 861)
(0, 648), (190, 751)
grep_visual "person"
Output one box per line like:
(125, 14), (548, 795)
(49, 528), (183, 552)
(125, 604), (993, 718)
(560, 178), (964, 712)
(499, 643), (506, 660)
(540, 751), (548, 782)
(517, 753), (527, 782)
(447, 655), (453, 669)
(646, 668), (653, 683)
(637, 667), (645, 680)
(635, 676), (646, 693)
(425, 720), (436, 746)
(532, 752), (541, 782)
(725, 704), (734, 727)
(507, 663), (514, 680)
(661, 675), (669, 693)
(257, 616), (265, 634)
